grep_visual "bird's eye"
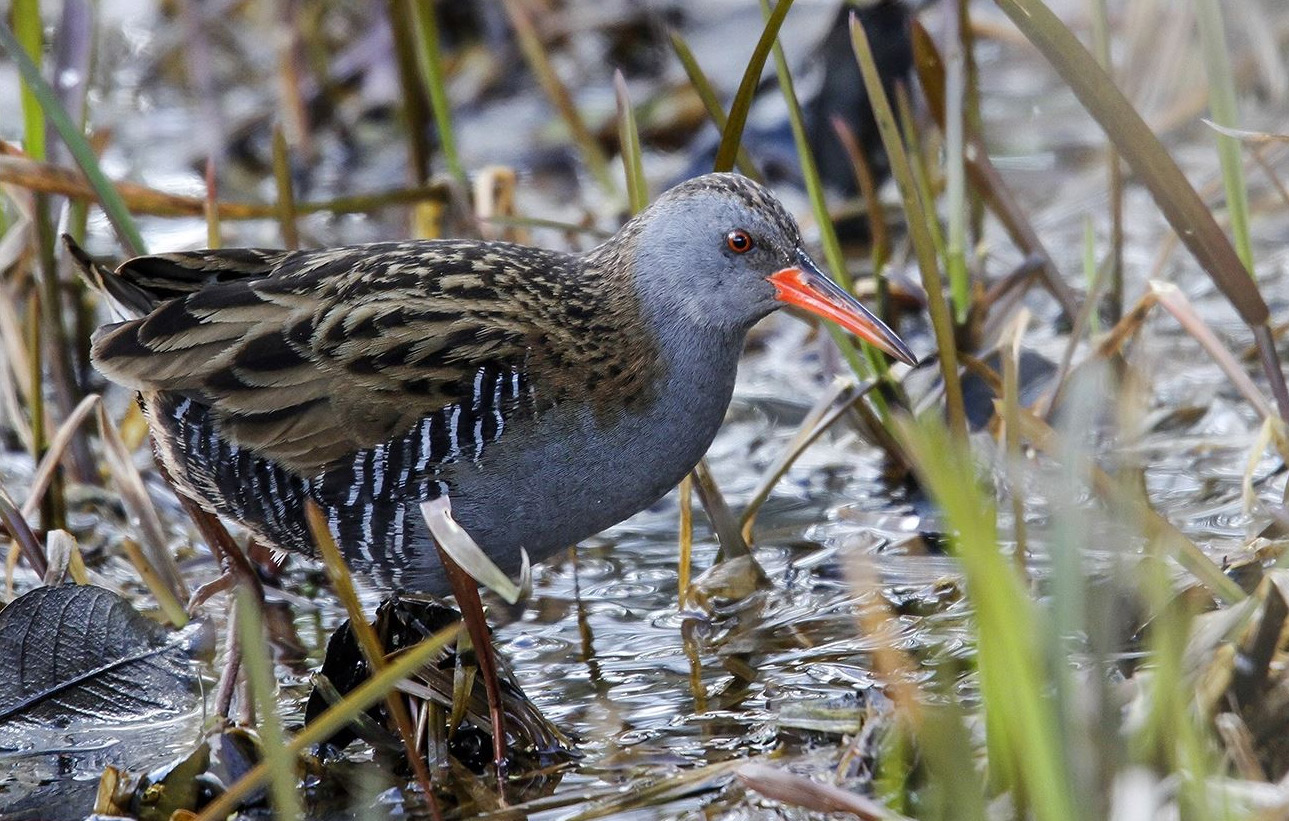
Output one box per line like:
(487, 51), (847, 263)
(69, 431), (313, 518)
(726, 229), (754, 254)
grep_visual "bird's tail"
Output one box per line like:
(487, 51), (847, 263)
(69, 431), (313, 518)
(63, 235), (159, 319)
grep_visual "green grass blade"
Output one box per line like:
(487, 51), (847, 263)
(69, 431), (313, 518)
(897, 415), (1078, 821)
(614, 69), (648, 214)
(917, 702), (989, 821)
(14, 0), (46, 162)
(237, 592), (304, 821)
(1193, 0), (1254, 276)
(713, 0), (795, 173)
(0, 18), (146, 255)
(410, 0), (467, 189)
(897, 85), (947, 260)
(271, 126), (300, 249)
(851, 14), (967, 439)
(942, 1), (970, 324)
(1088, 0), (1124, 324)
(1044, 367), (1109, 807)
(1083, 216), (1100, 334)
(387, 0), (433, 185)
(667, 30), (764, 181)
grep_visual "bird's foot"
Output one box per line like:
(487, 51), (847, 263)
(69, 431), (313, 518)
(186, 571), (235, 615)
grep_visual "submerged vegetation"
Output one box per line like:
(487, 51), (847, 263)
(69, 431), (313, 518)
(2, 0), (1289, 818)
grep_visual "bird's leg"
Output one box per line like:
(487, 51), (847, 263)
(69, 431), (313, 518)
(421, 497), (514, 781)
(161, 465), (264, 723)
(435, 543), (509, 780)
(178, 497), (264, 604)
(212, 601), (241, 722)
(186, 505), (252, 722)
(158, 456), (264, 607)
(186, 571), (236, 614)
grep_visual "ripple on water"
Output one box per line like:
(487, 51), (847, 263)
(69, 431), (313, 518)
(579, 581), (661, 600)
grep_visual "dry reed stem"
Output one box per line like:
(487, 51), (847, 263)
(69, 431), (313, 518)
(0, 155), (448, 220)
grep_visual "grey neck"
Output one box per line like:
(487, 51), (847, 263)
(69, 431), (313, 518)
(633, 293), (746, 463)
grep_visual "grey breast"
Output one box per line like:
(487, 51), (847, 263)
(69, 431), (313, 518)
(445, 330), (744, 580)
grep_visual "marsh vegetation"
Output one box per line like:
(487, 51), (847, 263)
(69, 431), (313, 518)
(3, 0), (1289, 819)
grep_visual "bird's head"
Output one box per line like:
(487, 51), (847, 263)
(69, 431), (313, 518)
(620, 173), (916, 366)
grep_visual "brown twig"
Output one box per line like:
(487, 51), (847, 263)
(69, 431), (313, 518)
(0, 485), (47, 579)
(0, 154), (448, 221)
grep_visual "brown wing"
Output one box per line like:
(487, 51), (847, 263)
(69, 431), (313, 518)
(87, 240), (557, 475)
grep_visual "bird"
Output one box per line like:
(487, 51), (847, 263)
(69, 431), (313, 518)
(69, 171), (915, 766)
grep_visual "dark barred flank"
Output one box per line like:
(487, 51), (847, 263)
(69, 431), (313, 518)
(145, 363), (532, 582)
